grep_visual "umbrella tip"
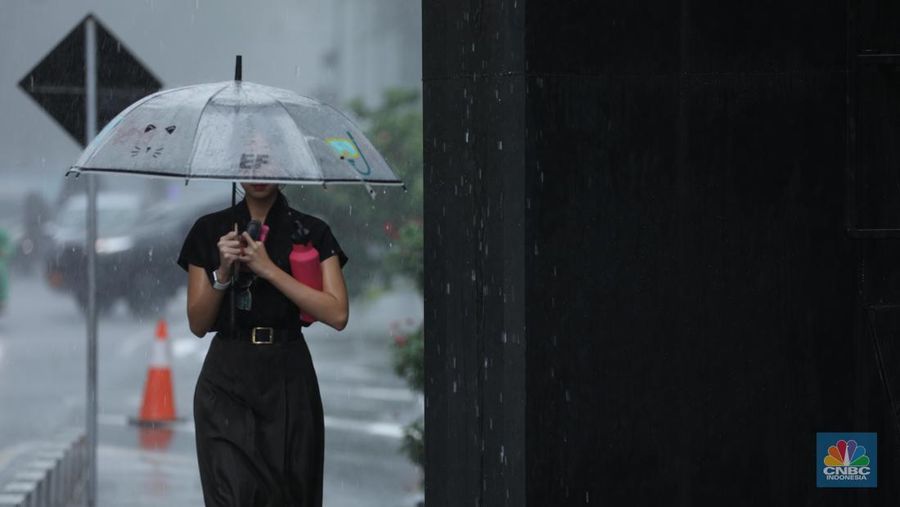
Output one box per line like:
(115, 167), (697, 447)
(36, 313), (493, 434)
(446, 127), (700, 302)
(235, 55), (242, 81)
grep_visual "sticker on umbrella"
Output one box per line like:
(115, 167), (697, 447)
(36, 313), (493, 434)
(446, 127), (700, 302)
(325, 133), (372, 176)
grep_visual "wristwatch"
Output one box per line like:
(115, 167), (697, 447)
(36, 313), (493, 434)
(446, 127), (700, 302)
(212, 269), (232, 290)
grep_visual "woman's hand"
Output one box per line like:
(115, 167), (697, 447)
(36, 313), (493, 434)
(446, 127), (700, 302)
(238, 231), (277, 280)
(215, 230), (241, 281)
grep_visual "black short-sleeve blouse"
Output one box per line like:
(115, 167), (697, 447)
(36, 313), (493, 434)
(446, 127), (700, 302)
(176, 191), (348, 331)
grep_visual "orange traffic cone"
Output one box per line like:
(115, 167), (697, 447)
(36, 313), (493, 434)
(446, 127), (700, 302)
(132, 319), (178, 425)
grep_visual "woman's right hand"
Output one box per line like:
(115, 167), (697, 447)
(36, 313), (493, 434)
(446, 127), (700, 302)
(215, 230), (241, 282)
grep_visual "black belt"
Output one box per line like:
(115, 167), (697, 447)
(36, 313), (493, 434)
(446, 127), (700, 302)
(217, 327), (302, 345)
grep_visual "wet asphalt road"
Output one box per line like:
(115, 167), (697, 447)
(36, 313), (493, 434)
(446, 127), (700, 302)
(0, 271), (424, 506)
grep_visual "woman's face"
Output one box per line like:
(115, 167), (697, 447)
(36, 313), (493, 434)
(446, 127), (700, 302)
(241, 182), (278, 200)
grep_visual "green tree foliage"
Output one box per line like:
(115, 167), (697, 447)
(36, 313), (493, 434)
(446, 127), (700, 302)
(283, 88), (423, 300)
(384, 219), (423, 293)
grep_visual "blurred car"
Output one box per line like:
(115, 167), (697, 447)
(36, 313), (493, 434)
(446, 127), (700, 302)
(0, 227), (9, 315)
(44, 191), (226, 317)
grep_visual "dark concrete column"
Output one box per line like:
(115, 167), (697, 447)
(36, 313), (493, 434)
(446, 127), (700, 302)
(424, 1), (897, 505)
(423, 2), (526, 506)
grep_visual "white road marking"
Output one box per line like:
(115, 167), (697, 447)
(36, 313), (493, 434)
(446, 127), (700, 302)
(97, 413), (195, 433)
(323, 415), (404, 439)
(321, 385), (415, 402)
(171, 335), (210, 361)
(97, 443), (199, 470)
(98, 412), (405, 439)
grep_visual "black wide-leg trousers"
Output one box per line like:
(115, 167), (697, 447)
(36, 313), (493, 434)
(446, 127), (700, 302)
(194, 334), (324, 507)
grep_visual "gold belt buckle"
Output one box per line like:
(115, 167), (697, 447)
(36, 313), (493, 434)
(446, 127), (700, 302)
(251, 327), (274, 345)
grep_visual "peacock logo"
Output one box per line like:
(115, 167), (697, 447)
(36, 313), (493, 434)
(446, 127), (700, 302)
(817, 433), (877, 488)
(823, 439), (869, 467)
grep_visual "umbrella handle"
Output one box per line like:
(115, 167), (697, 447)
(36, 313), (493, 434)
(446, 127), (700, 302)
(230, 179), (237, 338)
(230, 223), (238, 338)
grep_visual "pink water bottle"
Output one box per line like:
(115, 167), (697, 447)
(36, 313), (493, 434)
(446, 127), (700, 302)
(289, 223), (322, 325)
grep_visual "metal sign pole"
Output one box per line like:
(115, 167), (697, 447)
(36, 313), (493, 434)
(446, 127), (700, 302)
(84, 16), (98, 507)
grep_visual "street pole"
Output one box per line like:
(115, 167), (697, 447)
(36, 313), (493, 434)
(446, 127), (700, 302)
(84, 15), (98, 507)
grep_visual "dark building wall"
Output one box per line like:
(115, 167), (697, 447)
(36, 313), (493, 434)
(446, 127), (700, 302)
(424, 1), (898, 505)
(423, 2), (528, 506)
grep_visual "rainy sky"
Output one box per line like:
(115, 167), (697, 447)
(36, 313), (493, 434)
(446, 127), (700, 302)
(0, 0), (421, 210)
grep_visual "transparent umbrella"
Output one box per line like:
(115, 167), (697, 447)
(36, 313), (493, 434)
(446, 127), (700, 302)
(68, 56), (406, 197)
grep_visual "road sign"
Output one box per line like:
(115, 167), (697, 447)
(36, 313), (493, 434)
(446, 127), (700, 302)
(18, 14), (162, 147)
(17, 15), (162, 507)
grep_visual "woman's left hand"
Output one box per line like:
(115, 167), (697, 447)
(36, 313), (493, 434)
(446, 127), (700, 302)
(238, 231), (277, 280)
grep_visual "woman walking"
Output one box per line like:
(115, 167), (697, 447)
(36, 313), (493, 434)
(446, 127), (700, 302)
(177, 183), (349, 506)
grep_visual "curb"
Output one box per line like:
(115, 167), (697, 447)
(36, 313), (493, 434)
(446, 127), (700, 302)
(0, 430), (86, 507)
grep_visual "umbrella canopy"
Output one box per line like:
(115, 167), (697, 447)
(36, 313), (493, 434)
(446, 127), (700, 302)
(68, 79), (405, 197)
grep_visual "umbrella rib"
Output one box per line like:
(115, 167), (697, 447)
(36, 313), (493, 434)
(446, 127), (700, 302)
(255, 86), (328, 182)
(185, 82), (235, 179)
